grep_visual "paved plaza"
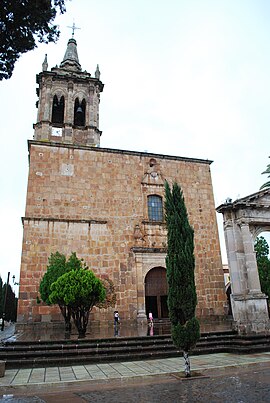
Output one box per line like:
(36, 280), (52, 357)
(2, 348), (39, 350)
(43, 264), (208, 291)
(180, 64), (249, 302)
(1, 353), (270, 402)
(2, 324), (270, 401)
(1, 352), (270, 388)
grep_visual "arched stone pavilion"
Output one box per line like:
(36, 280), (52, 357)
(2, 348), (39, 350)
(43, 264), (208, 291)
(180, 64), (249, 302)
(217, 189), (270, 334)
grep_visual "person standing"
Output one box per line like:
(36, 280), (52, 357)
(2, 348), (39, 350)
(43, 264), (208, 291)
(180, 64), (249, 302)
(148, 311), (153, 326)
(114, 310), (120, 326)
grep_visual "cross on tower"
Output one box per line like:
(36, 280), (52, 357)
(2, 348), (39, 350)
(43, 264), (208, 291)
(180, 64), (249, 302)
(67, 22), (81, 38)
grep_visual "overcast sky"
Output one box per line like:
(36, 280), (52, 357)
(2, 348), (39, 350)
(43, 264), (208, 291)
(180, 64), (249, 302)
(1, 0), (270, 289)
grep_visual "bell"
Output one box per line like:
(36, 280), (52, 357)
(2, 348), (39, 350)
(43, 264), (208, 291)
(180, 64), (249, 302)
(76, 106), (83, 113)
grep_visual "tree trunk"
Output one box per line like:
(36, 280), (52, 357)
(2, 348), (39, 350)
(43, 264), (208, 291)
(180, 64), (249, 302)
(71, 306), (90, 337)
(65, 307), (72, 331)
(59, 304), (72, 331)
(183, 351), (191, 377)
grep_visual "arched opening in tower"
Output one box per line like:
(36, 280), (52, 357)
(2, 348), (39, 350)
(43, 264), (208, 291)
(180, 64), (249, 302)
(52, 95), (65, 124)
(74, 98), (86, 126)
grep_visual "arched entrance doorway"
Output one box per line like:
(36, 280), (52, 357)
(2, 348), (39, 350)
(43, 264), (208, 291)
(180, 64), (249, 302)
(145, 267), (169, 319)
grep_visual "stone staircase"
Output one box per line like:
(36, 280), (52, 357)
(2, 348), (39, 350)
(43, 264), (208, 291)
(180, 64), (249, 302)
(1, 330), (270, 369)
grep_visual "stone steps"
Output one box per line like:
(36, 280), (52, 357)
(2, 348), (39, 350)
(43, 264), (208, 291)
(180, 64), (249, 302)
(2, 330), (270, 369)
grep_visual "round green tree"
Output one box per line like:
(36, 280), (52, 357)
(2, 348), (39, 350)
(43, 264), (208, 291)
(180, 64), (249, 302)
(49, 268), (106, 336)
(165, 181), (200, 377)
(39, 252), (86, 330)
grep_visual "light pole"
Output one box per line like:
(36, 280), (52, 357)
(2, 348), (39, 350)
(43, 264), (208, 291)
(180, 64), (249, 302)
(12, 275), (19, 286)
(1, 272), (10, 331)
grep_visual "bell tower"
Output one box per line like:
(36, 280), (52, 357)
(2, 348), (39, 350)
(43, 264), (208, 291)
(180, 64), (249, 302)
(34, 36), (104, 147)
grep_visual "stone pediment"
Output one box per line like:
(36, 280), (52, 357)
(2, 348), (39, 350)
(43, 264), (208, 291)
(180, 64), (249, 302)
(217, 189), (270, 212)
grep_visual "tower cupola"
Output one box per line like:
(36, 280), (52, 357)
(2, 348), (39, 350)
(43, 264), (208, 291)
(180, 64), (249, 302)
(34, 35), (104, 147)
(60, 38), (81, 71)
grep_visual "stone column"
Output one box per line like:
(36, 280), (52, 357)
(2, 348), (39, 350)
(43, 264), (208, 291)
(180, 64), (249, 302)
(64, 81), (74, 142)
(240, 222), (261, 293)
(43, 84), (51, 122)
(224, 218), (244, 295)
(225, 216), (270, 334)
(134, 253), (147, 324)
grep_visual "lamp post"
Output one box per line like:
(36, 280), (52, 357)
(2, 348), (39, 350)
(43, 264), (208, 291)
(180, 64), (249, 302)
(1, 272), (10, 331)
(12, 275), (19, 286)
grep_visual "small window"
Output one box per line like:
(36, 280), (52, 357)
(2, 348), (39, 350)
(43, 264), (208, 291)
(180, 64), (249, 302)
(148, 195), (163, 222)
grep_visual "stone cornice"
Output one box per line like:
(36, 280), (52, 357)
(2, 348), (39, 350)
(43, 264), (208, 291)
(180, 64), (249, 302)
(21, 217), (107, 225)
(28, 140), (213, 165)
(141, 220), (166, 226)
(217, 188), (270, 213)
(131, 247), (167, 253)
(36, 71), (104, 91)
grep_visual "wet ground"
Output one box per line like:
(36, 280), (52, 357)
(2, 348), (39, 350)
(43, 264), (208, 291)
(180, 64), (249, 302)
(1, 364), (270, 402)
(1, 320), (234, 343)
(1, 319), (248, 402)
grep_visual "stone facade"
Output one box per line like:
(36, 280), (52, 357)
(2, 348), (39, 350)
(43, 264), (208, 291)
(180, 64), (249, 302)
(18, 143), (226, 323)
(17, 36), (227, 325)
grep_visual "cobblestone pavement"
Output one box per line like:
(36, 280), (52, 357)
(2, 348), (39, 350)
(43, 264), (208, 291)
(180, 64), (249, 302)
(76, 366), (270, 403)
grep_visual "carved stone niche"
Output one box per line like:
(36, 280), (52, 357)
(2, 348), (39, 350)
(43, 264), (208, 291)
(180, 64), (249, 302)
(134, 224), (145, 246)
(141, 158), (164, 187)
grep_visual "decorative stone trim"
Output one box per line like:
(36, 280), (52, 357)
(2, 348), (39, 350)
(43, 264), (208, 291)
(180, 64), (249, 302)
(22, 217), (107, 225)
(131, 247), (167, 253)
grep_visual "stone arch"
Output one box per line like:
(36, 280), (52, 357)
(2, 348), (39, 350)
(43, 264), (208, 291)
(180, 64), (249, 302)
(144, 266), (168, 319)
(50, 89), (67, 122)
(217, 189), (270, 334)
(249, 225), (270, 240)
(52, 94), (65, 124)
(74, 97), (86, 126)
(133, 250), (166, 322)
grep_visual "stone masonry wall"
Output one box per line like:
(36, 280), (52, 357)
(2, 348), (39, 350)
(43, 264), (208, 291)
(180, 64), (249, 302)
(17, 141), (226, 323)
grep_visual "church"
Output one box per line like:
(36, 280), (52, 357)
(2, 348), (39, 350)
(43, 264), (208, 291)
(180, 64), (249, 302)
(17, 35), (227, 325)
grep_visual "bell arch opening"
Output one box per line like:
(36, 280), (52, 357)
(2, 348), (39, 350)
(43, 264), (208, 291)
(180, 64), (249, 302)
(52, 95), (65, 124)
(144, 266), (168, 319)
(74, 98), (86, 126)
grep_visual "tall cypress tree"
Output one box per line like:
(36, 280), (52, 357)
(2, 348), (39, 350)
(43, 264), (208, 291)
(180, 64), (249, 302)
(5, 284), (16, 322)
(165, 181), (200, 377)
(1, 283), (17, 322)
